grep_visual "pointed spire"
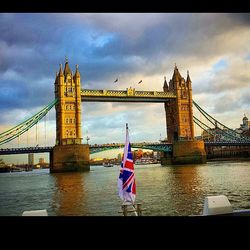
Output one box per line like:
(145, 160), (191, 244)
(63, 58), (71, 76)
(59, 64), (63, 76)
(163, 75), (168, 91)
(74, 64), (80, 78)
(172, 63), (182, 82)
(186, 70), (191, 83)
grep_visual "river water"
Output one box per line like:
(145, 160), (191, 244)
(0, 161), (250, 216)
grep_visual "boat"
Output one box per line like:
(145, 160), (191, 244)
(103, 162), (113, 167)
(200, 195), (250, 216)
(134, 158), (159, 165)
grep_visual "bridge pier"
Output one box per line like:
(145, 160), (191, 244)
(171, 140), (206, 164)
(50, 144), (90, 173)
(161, 140), (206, 165)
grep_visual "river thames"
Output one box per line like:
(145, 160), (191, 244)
(0, 160), (250, 216)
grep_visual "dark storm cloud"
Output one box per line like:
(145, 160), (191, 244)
(88, 13), (247, 59)
(0, 77), (54, 114)
(0, 13), (250, 133)
(1, 13), (248, 81)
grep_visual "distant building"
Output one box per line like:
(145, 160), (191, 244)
(28, 153), (34, 166)
(235, 114), (250, 135)
(117, 153), (122, 162)
(240, 115), (250, 131)
(39, 158), (45, 164)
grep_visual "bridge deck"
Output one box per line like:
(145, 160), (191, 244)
(1, 141), (249, 155)
(0, 147), (53, 155)
(81, 89), (176, 102)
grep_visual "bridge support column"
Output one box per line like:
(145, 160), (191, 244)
(171, 140), (206, 165)
(50, 144), (90, 173)
(160, 152), (173, 165)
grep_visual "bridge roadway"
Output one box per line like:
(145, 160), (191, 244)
(0, 146), (53, 155)
(0, 141), (249, 156)
(0, 142), (173, 155)
(81, 89), (176, 102)
(205, 141), (250, 147)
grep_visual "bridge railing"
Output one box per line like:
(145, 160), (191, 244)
(89, 142), (173, 154)
(81, 89), (176, 98)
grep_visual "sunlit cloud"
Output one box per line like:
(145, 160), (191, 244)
(0, 13), (250, 163)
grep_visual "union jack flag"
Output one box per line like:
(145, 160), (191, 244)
(118, 123), (136, 204)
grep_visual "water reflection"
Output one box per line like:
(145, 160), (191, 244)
(51, 172), (88, 216)
(1, 161), (250, 216)
(166, 165), (206, 215)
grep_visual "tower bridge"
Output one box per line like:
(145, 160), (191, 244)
(51, 60), (206, 172)
(1, 60), (249, 172)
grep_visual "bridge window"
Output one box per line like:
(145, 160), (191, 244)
(70, 118), (72, 123)
(182, 90), (187, 99)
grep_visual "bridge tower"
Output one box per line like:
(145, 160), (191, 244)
(163, 65), (206, 164)
(51, 60), (90, 172)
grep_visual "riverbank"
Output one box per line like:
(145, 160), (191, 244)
(207, 157), (250, 162)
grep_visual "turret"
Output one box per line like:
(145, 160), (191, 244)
(172, 64), (182, 83)
(57, 64), (64, 98)
(59, 63), (63, 77)
(186, 70), (192, 88)
(75, 64), (80, 78)
(74, 64), (81, 83)
(63, 59), (71, 77)
(163, 76), (169, 92)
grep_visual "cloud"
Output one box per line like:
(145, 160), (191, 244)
(0, 13), (250, 163)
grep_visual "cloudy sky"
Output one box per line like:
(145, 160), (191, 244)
(0, 13), (250, 163)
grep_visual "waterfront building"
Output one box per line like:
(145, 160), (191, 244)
(235, 114), (250, 137)
(238, 114), (250, 131)
(28, 153), (34, 166)
(117, 153), (122, 162)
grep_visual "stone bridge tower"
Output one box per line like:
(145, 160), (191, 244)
(54, 60), (82, 145)
(163, 65), (206, 164)
(164, 65), (194, 142)
(51, 60), (90, 173)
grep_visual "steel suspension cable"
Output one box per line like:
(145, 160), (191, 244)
(0, 99), (58, 145)
(193, 100), (250, 142)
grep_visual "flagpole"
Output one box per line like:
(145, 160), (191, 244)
(118, 122), (139, 215)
